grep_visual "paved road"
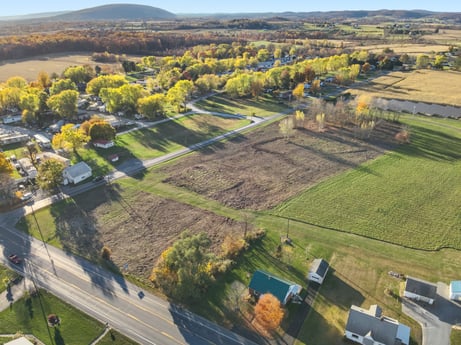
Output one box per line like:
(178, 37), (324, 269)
(0, 216), (260, 345)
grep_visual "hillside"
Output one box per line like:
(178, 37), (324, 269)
(52, 4), (176, 21)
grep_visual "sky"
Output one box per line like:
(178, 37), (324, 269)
(2, 0), (460, 17)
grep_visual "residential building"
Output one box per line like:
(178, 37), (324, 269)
(63, 161), (92, 185)
(345, 304), (410, 345)
(449, 281), (461, 301)
(404, 276), (437, 304)
(248, 270), (302, 305)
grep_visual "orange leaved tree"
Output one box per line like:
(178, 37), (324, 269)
(254, 293), (285, 332)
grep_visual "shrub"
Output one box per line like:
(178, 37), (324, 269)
(101, 246), (112, 260)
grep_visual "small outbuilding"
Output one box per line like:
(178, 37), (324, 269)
(63, 161), (92, 185)
(404, 276), (437, 305)
(308, 258), (329, 285)
(93, 140), (114, 149)
(449, 281), (461, 301)
(249, 270), (302, 305)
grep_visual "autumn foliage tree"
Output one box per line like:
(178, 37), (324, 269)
(254, 293), (285, 333)
(150, 231), (215, 301)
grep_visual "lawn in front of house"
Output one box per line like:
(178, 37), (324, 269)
(195, 93), (289, 117)
(0, 289), (105, 345)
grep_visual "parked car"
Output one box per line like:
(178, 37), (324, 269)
(20, 192), (33, 201)
(8, 254), (21, 265)
(92, 175), (105, 183)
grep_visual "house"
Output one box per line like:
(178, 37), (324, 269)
(38, 152), (70, 167)
(63, 161), (92, 185)
(307, 258), (329, 285)
(5, 337), (35, 345)
(449, 281), (461, 301)
(18, 158), (37, 179)
(345, 304), (410, 345)
(93, 140), (115, 149)
(248, 270), (302, 305)
(404, 276), (437, 305)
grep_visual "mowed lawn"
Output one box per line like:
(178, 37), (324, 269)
(74, 113), (250, 174)
(0, 289), (105, 345)
(196, 93), (288, 117)
(274, 114), (461, 251)
(347, 69), (461, 107)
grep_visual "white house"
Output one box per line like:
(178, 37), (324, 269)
(308, 258), (329, 285)
(449, 281), (461, 301)
(93, 140), (114, 149)
(63, 161), (92, 185)
(345, 304), (410, 345)
(404, 276), (437, 305)
(5, 337), (35, 345)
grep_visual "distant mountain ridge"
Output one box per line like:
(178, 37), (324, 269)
(0, 5), (459, 22)
(52, 4), (176, 21)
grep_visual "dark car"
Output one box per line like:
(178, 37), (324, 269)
(8, 254), (21, 265)
(92, 175), (105, 183)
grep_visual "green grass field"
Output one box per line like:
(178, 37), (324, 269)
(196, 93), (288, 117)
(0, 266), (21, 294)
(0, 289), (105, 345)
(452, 329), (461, 345)
(71, 113), (250, 175)
(273, 115), (461, 251)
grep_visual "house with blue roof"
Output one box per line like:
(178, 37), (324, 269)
(248, 270), (302, 306)
(450, 281), (461, 301)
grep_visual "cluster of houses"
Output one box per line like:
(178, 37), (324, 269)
(247, 259), (461, 345)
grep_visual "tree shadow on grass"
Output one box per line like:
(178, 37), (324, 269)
(46, 189), (129, 297)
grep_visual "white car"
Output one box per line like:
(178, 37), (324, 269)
(20, 192), (33, 201)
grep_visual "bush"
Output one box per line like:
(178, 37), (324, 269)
(101, 246), (112, 260)
(221, 235), (248, 259)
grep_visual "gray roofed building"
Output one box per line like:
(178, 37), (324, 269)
(404, 276), (437, 305)
(63, 161), (92, 185)
(345, 304), (410, 345)
(307, 258), (329, 284)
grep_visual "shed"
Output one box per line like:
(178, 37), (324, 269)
(63, 161), (92, 185)
(449, 281), (461, 301)
(93, 140), (114, 149)
(404, 276), (437, 305)
(248, 270), (302, 305)
(308, 258), (329, 284)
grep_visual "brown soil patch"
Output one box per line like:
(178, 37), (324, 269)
(161, 120), (401, 211)
(57, 188), (245, 279)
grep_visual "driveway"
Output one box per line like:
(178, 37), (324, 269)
(402, 282), (461, 345)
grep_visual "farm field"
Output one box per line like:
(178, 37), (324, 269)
(347, 69), (461, 107)
(160, 119), (400, 210)
(0, 289), (107, 345)
(352, 43), (449, 55)
(274, 114), (461, 251)
(0, 53), (141, 82)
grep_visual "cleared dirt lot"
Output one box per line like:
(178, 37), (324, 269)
(52, 187), (244, 278)
(161, 120), (401, 211)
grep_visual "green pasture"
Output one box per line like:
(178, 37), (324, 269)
(274, 114), (461, 251)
